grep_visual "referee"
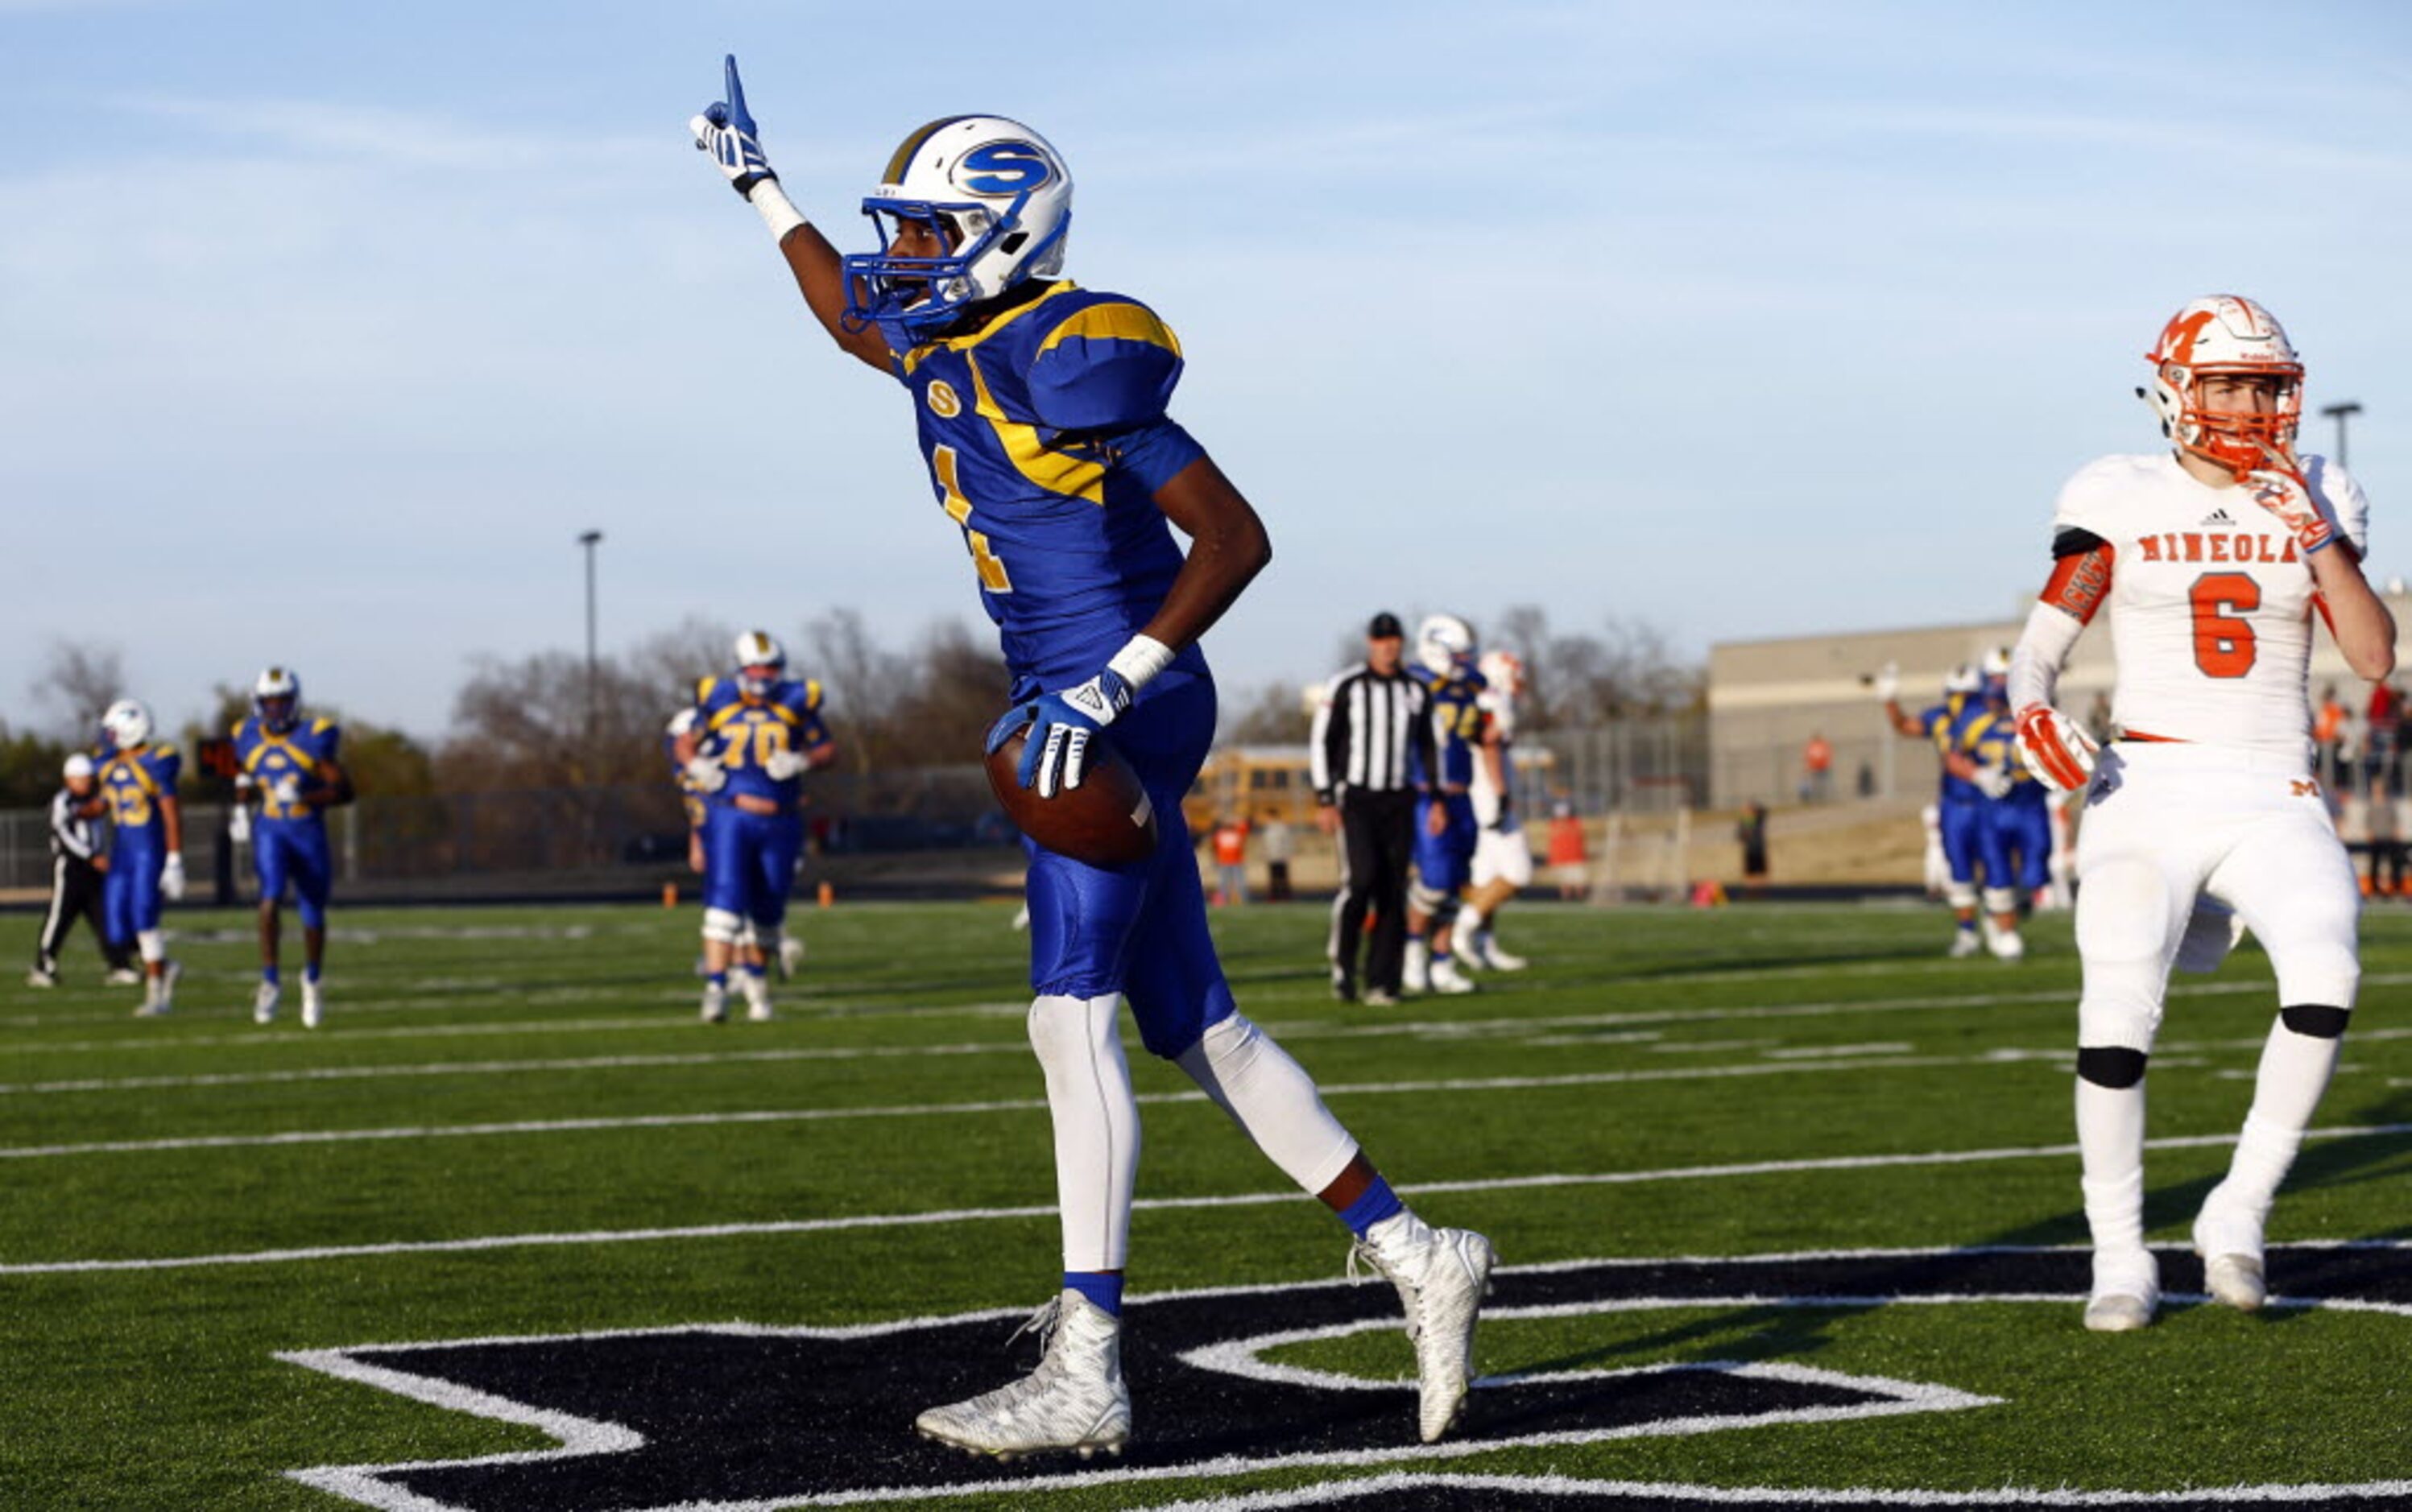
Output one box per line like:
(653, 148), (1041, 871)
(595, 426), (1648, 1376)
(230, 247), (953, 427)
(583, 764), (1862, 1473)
(1314, 611), (1435, 1006)
(28, 754), (131, 986)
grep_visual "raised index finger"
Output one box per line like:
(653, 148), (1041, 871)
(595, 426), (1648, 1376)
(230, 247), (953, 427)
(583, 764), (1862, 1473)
(723, 55), (748, 117)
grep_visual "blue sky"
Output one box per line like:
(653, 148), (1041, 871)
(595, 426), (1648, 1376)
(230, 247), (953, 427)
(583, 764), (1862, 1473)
(4, 0), (2407, 739)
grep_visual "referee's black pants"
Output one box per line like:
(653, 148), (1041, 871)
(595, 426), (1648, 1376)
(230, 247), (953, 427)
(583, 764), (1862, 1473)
(35, 857), (123, 975)
(1330, 790), (1415, 994)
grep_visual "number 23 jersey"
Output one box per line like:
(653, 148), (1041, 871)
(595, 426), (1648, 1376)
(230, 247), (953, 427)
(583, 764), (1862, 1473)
(2044, 451), (2369, 758)
(887, 280), (1211, 700)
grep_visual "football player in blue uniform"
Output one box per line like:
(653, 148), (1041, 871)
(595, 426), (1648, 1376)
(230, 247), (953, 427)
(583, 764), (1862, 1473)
(231, 667), (354, 1027)
(672, 630), (836, 1024)
(1881, 664), (2008, 956)
(96, 698), (185, 1016)
(691, 60), (1493, 1457)
(1403, 613), (1486, 996)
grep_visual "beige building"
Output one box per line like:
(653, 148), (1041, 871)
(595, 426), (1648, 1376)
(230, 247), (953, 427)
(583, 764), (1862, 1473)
(1707, 589), (2412, 811)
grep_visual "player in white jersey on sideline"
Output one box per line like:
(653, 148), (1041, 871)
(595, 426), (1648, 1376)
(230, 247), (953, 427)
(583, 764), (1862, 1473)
(1458, 651), (1530, 971)
(2009, 295), (2394, 1332)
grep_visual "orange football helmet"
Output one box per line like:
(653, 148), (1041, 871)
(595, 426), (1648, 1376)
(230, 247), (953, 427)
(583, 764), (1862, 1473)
(2141, 295), (2302, 477)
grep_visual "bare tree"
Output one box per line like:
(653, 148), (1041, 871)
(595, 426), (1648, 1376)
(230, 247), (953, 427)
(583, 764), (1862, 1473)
(30, 640), (125, 741)
(1221, 681), (1311, 745)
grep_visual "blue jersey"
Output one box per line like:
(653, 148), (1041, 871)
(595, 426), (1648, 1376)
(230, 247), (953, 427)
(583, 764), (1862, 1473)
(693, 676), (830, 807)
(97, 743), (180, 842)
(1410, 668), (1488, 790)
(234, 714), (342, 824)
(1962, 707), (2046, 809)
(885, 281), (1211, 696)
(1914, 695), (1989, 804)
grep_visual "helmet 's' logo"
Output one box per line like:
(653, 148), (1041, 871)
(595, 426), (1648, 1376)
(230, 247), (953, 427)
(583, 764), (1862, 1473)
(926, 381), (962, 418)
(957, 141), (1054, 196)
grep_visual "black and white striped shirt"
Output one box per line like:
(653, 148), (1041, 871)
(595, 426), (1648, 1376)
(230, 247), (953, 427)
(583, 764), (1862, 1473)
(48, 787), (100, 862)
(1313, 665), (1435, 801)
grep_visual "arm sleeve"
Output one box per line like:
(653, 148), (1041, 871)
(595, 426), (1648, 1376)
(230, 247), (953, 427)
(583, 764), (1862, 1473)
(1409, 688), (1438, 794)
(2008, 599), (2087, 714)
(1311, 675), (1347, 799)
(155, 750), (181, 797)
(1024, 301), (1184, 433)
(319, 722), (344, 762)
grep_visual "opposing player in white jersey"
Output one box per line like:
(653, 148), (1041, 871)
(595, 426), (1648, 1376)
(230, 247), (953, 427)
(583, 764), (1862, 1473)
(2009, 295), (2394, 1332)
(1458, 651), (1531, 971)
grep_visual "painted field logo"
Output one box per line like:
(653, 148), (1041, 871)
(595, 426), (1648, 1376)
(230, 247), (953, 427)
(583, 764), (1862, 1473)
(281, 1246), (2412, 1511)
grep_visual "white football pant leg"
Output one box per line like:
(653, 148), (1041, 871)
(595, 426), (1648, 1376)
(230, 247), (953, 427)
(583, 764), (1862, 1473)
(1028, 994), (1140, 1273)
(1175, 1013), (1359, 1195)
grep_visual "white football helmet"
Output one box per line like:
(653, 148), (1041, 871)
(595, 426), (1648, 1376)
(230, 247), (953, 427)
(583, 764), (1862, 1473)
(102, 697), (154, 750)
(1942, 664), (1982, 696)
(734, 630), (786, 697)
(1479, 650), (1527, 700)
(1980, 647), (2012, 690)
(253, 666), (302, 732)
(842, 116), (1074, 343)
(2141, 295), (2302, 477)
(1417, 614), (1477, 678)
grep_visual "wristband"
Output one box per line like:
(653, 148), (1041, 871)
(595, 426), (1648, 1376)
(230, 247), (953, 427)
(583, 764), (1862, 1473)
(748, 181), (808, 242)
(1106, 634), (1176, 692)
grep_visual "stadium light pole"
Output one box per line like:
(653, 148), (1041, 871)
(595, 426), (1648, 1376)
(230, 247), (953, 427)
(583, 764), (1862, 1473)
(577, 530), (604, 750)
(2321, 401), (2363, 471)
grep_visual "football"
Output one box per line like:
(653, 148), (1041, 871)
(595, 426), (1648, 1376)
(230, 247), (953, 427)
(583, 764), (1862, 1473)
(983, 724), (1160, 866)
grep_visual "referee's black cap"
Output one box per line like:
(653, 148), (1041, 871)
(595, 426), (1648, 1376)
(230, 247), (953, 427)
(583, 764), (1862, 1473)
(1367, 611), (1405, 638)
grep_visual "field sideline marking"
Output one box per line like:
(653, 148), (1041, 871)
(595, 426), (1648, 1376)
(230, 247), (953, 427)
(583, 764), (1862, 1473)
(6, 1123), (2406, 1275)
(1139, 1470), (2412, 1510)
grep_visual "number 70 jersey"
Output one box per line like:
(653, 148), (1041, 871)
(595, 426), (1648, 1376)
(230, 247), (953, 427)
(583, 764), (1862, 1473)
(2042, 451), (2369, 758)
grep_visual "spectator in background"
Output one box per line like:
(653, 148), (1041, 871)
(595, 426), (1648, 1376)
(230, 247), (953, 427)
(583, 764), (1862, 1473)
(2366, 680), (2400, 792)
(2314, 684), (2347, 789)
(1545, 797), (1588, 900)
(1801, 732), (1834, 804)
(1736, 801), (1770, 899)
(2366, 779), (2406, 899)
(1259, 811), (1294, 902)
(1210, 813), (1250, 905)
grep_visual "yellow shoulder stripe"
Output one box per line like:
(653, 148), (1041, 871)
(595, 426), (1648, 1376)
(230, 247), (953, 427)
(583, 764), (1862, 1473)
(964, 350), (1106, 505)
(805, 679), (824, 712)
(1037, 302), (1179, 358)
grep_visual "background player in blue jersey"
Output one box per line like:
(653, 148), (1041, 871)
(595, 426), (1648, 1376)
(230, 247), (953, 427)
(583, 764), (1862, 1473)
(671, 630), (836, 1025)
(1881, 663), (2012, 956)
(691, 61), (1493, 1457)
(231, 667), (355, 1027)
(1403, 613), (1485, 997)
(96, 698), (185, 1016)
(1968, 647), (2046, 956)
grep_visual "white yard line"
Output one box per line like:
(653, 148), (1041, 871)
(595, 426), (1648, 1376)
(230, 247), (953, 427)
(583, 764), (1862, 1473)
(6, 1122), (2404, 1275)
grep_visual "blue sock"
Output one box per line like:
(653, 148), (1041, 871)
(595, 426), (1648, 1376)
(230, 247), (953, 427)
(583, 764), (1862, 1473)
(1062, 1271), (1123, 1316)
(261, 965), (280, 986)
(1338, 1175), (1404, 1237)
(303, 961), (321, 984)
(707, 970), (729, 990)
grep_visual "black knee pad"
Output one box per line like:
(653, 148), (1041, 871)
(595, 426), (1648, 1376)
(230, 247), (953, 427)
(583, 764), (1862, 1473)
(2281, 1004), (2351, 1039)
(2076, 1046), (2149, 1089)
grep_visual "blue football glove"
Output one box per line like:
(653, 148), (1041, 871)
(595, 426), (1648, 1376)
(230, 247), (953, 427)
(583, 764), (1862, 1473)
(689, 54), (777, 197)
(985, 670), (1134, 799)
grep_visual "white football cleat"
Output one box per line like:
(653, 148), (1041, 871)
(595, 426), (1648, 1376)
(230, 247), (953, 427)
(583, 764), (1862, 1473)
(914, 1291), (1130, 1460)
(26, 966), (58, 988)
(104, 966), (143, 986)
(1402, 940), (1431, 995)
(778, 934), (806, 978)
(1427, 957), (1478, 995)
(254, 981), (281, 1025)
(2193, 1186), (2269, 1312)
(1948, 929), (1982, 959)
(134, 960), (183, 1018)
(742, 972), (775, 1023)
(1471, 932), (1529, 972)
(1352, 1213), (1495, 1442)
(300, 979), (324, 1030)
(700, 981), (728, 1025)
(2083, 1249), (2161, 1333)
(1988, 927), (2025, 961)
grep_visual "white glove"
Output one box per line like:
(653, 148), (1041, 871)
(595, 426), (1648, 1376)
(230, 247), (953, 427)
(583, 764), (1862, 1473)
(2245, 447), (2340, 556)
(227, 805), (251, 845)
(1974, 763), (2014, 800)
(160, 852), (186, 902)
(689, 56), (779, 197)
(764, 749), (810, 780)
(271, 775), (302, 807)
(2015, 704), (2099, 793)
(684, 756), (728, 793)
(1871, 661), (1900, 702)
